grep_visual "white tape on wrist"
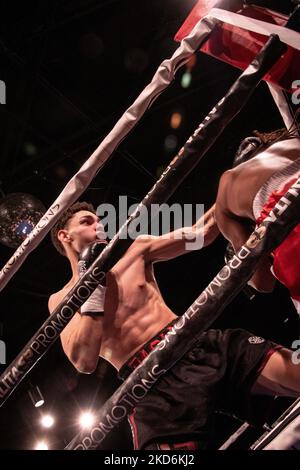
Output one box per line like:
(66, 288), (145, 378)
(96, 221), (107, 241)
(81, 284), (106, 316)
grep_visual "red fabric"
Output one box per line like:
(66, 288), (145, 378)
(175, 3), (300, 92)
(254, 345), (282, 379)
(256, 176), (300, 301)
(158, 441), (199, 450)
(128, 409), (139, 450)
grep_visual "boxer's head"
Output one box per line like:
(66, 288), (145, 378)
(233, 120), (300, 168)
(251, 113), (300, 155)
(51, 201), (103, 257)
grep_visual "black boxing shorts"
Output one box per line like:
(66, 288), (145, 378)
(119, 325), (280, 450)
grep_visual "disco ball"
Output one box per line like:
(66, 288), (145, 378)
(0, 193), (46, 249)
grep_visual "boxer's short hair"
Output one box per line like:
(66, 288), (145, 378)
(51, 201), (96, 256)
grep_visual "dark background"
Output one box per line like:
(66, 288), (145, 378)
(0, 0), (299, 450)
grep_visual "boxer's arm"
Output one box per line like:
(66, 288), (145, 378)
(48, 290), (102, 374)
(215, 204), (275, 293)
(140, 205), (219, 263)
(252, 347), (300, 397)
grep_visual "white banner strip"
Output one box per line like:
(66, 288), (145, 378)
(210, 7), (300, 50)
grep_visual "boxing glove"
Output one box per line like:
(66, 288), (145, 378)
(78, 241), (107, 316)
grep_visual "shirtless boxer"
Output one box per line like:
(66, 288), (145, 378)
(48, 201), (300, 449)
(215, 128), (300, 313)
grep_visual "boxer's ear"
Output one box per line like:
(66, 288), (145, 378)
(58, 229), (71, 244)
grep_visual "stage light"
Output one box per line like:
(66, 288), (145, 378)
(55, 165), (68, 179)
(79, 411), (95, 429)
(170, 112), (182, 129)
(23, 142), (37, 156)
(28, 384), (44, 408)
(181, 71), (192, 88)
(35, 441), (49, 450)
(40, 414), (54, 428)
(164, 135), (178, 152)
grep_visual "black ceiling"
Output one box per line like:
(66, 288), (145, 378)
(0, 0), (298, 451)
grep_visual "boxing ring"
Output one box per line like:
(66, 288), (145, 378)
(1, 0), (300, 450)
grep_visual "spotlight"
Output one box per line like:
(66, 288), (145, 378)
(79, 411), (95, 429)
(40, 414), (54, 428)
(28, 385), (44, 408)
(35, 441), (49, 450)
(55, 165), (68, 179)
(181, 71), (192, 88)
(23, 142), (37, 156)
(170, 112), (183, 129)
(164, 135), (178, 152)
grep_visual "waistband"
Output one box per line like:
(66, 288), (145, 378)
(118, 319), (177, 380)
(144, 440), (199, 450)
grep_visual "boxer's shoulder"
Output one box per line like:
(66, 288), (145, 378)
(48, 285), (71, 313)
